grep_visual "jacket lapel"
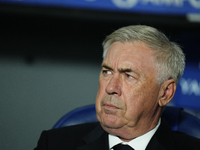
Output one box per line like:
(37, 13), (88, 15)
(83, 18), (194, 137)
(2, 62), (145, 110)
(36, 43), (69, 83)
(77, 123), (109, 150)
(146, 118), (177, 150)
(76, 118), (177, 150)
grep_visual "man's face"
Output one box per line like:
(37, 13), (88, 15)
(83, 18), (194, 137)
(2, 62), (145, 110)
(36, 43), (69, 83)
(95, 41), (161, 138)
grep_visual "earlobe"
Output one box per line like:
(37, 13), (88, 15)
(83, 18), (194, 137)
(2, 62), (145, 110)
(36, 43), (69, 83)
(158, 79), (177, 107)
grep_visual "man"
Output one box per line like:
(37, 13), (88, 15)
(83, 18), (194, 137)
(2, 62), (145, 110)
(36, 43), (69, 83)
(34, 25), (200, 150)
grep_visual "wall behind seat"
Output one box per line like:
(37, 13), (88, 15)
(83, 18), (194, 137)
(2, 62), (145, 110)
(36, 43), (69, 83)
(0, 56), (101, 150)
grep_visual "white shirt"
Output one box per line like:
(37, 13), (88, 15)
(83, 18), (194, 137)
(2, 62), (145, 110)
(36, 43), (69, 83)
(109, 119), (161, 150)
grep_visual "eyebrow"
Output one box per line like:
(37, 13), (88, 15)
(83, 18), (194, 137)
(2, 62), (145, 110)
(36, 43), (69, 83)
(101, 64), (113, 71)
(119, 68), (140, 78)
(101, 63), (140, 76)
(119, 68), (133, 73)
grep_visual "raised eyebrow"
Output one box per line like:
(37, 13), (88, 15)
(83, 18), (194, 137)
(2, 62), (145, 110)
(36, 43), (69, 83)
(119, 68), (140, 76)
(101, 64), (113, 70)
(101, 64), (139, 76)
(119, 68), (133, 73)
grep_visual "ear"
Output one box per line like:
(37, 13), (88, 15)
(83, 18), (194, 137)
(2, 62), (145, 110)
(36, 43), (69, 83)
(158, 79), (177, 107)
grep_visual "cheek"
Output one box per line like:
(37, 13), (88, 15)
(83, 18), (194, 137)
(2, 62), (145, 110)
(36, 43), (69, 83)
(124, 95), (141, 118)
(122, 83), (149, 118)
(95, 83), (106, 113)
(96, 78), (109, 98)
(125, 81), (159, 116)
(95, 90), (102, 113)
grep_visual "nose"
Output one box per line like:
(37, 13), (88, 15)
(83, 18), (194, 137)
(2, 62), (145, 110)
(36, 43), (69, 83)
(105, 75), (122, 96)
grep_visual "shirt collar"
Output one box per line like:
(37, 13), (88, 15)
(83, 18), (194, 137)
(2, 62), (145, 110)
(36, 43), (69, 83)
(109, 119), (161, 150)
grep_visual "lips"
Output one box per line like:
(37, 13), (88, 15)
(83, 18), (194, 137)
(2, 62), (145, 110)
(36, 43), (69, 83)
(103, 103), (119, 110)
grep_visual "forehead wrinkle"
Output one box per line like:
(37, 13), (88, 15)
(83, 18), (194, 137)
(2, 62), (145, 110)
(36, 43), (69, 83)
(118, 59), (141, 74)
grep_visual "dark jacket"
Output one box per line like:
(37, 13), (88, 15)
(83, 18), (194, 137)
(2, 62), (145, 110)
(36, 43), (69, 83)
(34, 118), (200, 150)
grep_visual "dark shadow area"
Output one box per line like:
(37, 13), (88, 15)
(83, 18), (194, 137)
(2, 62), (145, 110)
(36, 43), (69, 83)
(0, 3), (200, 64)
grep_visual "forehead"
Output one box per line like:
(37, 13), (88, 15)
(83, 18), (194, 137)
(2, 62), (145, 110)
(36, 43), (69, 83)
(103, 41), (157, 74)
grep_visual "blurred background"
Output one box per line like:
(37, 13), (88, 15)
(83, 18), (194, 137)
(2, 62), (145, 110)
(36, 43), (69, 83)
(0, 0), (200, 150)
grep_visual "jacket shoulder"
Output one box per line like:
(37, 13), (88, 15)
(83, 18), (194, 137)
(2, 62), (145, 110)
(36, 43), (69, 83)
(34, 122), (100, 150)
(49, 122), (99, 136)
(173, 131), (200, 149)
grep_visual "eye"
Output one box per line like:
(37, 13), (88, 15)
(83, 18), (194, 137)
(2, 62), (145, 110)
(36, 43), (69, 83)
(102, 70), (112, 75)
(126, 74), (133, 79)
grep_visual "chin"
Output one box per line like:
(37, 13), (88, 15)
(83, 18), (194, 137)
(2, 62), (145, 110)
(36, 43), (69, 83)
(98, 115), (125, 129)
(100, 122), (128, 140)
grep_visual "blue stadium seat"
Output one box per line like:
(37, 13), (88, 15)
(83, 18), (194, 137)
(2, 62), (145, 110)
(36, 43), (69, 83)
(53, 104), (200, 139)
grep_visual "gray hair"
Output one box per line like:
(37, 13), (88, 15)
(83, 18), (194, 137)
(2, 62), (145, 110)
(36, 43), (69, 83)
(102, 25), (185, 84)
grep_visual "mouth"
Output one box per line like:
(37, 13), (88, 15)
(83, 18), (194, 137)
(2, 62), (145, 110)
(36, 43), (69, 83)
(103, 103), (119, 110)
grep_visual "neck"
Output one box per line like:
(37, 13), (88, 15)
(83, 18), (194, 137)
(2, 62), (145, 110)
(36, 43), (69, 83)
(102, 109), (162, 142)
